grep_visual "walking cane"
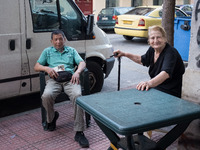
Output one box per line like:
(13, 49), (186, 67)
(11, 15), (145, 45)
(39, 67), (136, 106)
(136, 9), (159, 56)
(117, 56), (121, 91)
(111, 53), (121, 91)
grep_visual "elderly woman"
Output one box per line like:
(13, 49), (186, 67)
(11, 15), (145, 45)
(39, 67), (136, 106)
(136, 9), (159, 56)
(114, 25), (185, 98)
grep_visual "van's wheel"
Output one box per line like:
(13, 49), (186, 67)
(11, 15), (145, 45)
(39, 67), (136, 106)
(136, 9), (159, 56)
(123, 35), (133, 40)
(86, 61), (104, 94)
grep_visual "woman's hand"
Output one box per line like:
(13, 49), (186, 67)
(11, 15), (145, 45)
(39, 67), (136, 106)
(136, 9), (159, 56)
(136, 81), (150, 91)
(113, 50), (125, 57)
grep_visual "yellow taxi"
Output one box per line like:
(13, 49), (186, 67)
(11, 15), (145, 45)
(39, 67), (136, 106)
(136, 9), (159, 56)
(114, 6), (188, 40)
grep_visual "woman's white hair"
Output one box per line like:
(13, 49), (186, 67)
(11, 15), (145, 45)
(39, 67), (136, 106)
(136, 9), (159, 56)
(148, 25), (167, 39)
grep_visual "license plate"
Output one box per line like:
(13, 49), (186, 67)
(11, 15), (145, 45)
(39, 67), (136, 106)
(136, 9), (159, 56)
(123, 20), (132, 25)
(102, 17), (108, 20)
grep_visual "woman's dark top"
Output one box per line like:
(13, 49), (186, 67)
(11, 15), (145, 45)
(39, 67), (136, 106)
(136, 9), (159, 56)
(141, 43), (185, 98)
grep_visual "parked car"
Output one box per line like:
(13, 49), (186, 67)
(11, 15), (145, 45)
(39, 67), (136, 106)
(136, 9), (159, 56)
(114, 6), (188, 40)
(176, 4), (193, 16)
(97, 7), (134, 30)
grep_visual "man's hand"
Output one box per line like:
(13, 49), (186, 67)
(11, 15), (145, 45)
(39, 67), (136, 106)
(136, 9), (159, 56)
(71, 71), (80, 84)
(34, 62), (59, 79)
(71, 61), (86, 84)
(46, 67), (59, 79)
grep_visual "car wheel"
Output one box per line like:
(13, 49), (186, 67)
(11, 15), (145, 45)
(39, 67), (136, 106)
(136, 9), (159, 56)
(123, 35), (134, 40)
(86, 61), (104, 94)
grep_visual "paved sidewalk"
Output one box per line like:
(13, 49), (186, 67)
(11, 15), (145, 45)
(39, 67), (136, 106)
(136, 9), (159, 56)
(0, 101), (177, 150)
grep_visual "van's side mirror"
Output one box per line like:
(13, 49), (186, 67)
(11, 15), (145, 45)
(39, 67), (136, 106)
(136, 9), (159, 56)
(86, 14), (94, 36)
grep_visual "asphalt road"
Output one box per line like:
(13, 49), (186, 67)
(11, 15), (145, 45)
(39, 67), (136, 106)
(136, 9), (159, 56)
(102, 31), (150, 92)
(0, 32), (150, 117)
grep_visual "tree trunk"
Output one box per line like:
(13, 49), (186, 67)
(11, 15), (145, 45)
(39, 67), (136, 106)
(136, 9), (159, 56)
(162, 0), (176, 46)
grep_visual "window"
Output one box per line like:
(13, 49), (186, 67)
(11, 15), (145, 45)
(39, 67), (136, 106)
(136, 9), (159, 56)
(182, 6), (193, 12)
(133, 0), (142, 7)
(153, 0), (163, 5)
(59, 0), (84, 40)
(126, 7), (156, 15)
(159, 8), (187, 17)
(29, 0), (85, 41)
(106, 0), (119, 8)
(117, 7), (134, 15)
(30, 0), (59, 31)
(100, 8), (114, 15)
(175, 9), (187, 17)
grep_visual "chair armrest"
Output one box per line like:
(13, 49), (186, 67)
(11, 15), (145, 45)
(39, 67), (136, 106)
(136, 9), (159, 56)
(39, 71), (46, 96)
(80, 68), (90, 96)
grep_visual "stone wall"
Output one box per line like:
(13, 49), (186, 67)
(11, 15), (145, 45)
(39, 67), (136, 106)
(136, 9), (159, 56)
(182, 0), (200, 103)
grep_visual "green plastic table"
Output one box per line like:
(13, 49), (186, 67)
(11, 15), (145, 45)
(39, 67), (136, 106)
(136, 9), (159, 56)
(76, 89), (200, 150)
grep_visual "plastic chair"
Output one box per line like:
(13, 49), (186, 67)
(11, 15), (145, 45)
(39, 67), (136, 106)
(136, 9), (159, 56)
(39, 68), (90, 130)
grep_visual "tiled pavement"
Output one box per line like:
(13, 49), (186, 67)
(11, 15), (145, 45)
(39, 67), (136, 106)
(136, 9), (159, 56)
(0, 101), (177, 150)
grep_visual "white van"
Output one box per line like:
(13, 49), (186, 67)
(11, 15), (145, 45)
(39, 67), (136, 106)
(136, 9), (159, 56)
(0, 0), (114, 100)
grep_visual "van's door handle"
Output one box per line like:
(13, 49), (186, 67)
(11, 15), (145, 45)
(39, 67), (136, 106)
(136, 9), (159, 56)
(9, 40), (15, 51)
(26, 39), (31, 49)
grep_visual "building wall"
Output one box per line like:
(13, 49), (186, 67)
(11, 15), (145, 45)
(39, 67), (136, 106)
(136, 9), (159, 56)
(176, 0), (194, 5)
(119, 0), (131, 7)
(143, 0), (153, 6)
(93, 0), (105, 22)
(92, 0), (194, 23)
(93, 0), (132, 22)
(142, 0), (193, 5)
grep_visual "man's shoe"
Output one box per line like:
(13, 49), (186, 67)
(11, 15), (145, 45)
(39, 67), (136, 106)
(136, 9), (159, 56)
(48, 111), (59, 131)
(74, 131), (89, 148)
(43, 121), (48, 131)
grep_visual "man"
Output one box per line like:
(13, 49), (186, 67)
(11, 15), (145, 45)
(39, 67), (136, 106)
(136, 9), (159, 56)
(34, 30), (89, 148)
